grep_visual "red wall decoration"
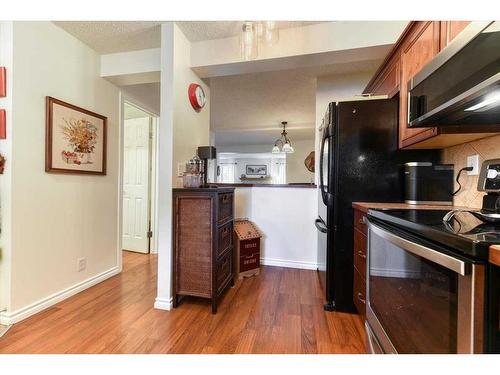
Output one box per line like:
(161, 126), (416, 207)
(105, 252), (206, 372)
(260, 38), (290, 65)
(0, 109), (6, 139)
(0, 67), (6, 97)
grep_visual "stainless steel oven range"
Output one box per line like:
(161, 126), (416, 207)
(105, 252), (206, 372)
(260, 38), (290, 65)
(365, 209), (500, 354)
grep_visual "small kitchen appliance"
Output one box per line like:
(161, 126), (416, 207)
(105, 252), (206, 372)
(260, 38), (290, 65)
(182, 155), (203, 188)
(404, 162), (454, 205)
(408, 21), (500, 128)
(197, 146), (217, 187)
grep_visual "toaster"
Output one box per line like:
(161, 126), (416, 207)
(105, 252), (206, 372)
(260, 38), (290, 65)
(404, 162), (454, 205)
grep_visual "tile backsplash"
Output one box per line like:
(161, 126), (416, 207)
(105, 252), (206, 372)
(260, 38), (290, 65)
(442, 134), (500, 208)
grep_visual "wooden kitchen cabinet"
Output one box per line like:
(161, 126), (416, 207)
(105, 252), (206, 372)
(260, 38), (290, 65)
(399, 21), (441, 149)
(352, 208), (368, 318)
(369, 55), (400, 97)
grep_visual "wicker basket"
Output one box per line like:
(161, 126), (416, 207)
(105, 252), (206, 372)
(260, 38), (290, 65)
(234, 219), (262, 279)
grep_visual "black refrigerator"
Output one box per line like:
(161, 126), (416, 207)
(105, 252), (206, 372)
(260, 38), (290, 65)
(315, 97), (440, 312)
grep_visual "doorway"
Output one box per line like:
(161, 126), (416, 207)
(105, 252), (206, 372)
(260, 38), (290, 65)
(122, 101), (158, 254)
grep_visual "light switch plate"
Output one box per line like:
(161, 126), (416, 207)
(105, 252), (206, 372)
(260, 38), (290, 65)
(177, 162), (184, 177)
(467, 154), (479, 175)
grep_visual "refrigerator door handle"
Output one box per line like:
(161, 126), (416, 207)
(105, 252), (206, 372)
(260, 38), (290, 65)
(319, 132), (334, 207)
(315, 217), (329, 233)
(319, 132), (328, 204)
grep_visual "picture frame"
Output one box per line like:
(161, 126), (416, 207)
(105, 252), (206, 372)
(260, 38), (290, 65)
(0, 109), (6, 139)
(0, 67), (6, 97)
(246, 165), (268, 176)
(45, 96), (107, 175)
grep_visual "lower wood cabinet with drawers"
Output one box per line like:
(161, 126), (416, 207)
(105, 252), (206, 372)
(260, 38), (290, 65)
(353, 208), (368, 319)
(172, 188), (235, 314)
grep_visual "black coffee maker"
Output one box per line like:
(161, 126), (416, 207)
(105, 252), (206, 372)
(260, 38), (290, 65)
(197, 146), (216, 187)
(479, 158), (500, 216)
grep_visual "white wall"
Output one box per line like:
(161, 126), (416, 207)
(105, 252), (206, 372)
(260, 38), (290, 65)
(286, 139), (315, 183)
(233, 187), (318, 269)
(121, 83), (160, 116)
(217, 143), (315, 184)
(0, 22), (14, 314)
(218, 152), (286, 184)
(314, 72), (373, 184)
(0, 21), (121, 323)
(171, 24), (211, 188)
(191, 22), (408, 73)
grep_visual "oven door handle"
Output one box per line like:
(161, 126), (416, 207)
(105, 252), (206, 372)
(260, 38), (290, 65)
(368, 222), (470, 276)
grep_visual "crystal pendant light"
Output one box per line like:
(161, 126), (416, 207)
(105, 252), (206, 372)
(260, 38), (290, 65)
(240, 21), (279, 61)
(240, 22), (257, 61)
(263, 21), (279, 46)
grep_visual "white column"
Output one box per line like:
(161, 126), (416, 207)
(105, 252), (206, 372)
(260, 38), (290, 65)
(0, 21), (14, 323)
(154, 22), (175, 311)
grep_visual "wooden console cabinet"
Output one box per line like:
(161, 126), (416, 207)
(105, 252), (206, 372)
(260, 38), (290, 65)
(362, 21), (496, 150)
(172, 187), (235, 314)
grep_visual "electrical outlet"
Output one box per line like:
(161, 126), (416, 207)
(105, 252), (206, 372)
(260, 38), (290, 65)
(467, 154), (480, 175)
(77, 257), (86, 272)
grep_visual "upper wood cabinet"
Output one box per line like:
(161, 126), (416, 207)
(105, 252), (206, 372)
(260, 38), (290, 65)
(363, 21), (489, 150)
(399, 21), (440, 148)
(369, 55), (400, 97)
(440, 21), (471, 49)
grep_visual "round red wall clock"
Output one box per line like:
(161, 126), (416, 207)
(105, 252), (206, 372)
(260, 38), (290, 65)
(188, 83), (206, 112)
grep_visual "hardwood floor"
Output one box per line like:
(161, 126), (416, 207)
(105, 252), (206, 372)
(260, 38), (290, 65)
(0, 251), (366, 354)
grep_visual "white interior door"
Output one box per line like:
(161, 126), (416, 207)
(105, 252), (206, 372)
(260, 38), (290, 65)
(122, 117), (151, 253)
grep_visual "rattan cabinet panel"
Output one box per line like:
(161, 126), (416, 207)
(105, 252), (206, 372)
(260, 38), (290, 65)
(172, 188), (235, 314)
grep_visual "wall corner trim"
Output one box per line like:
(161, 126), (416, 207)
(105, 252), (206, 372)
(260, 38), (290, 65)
(154, 297), (173, 311)
(0, 266), (121, 325)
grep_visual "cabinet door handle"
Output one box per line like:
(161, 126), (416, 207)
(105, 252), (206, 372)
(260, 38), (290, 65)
(357, 250), (366, 259)
(359, 216), (366, 225)
(357, 292), (366, 304)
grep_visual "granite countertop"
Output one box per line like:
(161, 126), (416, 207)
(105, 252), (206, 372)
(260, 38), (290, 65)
(353, 201), (500, 267)
(212, 183), (317, 189)
(352, 201), (456, 213)
(173, 187), (235, 192)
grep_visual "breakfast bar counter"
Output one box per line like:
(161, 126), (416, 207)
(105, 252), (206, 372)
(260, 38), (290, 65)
(210, 183), (316, 189)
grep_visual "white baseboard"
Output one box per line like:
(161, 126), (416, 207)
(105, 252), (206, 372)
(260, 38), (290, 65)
(0, 323), (11, 338)
(260, 257), (318, 270)
(0, 266), (121, 325)
(154, 297), (173, 311)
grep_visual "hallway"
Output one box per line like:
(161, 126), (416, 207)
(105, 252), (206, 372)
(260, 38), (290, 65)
(0, 252), (365, 354)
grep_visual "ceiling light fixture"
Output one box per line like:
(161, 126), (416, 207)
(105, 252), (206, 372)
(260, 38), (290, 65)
(272, 121), (295, 154)
(240, 21), (280, 61)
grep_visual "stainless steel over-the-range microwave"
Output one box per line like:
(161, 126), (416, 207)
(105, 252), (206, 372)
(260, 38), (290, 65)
(408, 21), (500, 128)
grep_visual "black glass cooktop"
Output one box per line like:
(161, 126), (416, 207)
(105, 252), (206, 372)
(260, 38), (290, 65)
(367, 209), (500, 261)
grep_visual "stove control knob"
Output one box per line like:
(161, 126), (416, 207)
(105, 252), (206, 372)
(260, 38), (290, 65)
(487, 169), (499, 179)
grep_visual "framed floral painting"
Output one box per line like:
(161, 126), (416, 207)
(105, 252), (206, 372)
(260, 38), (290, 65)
(45, 97), (107, 175)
